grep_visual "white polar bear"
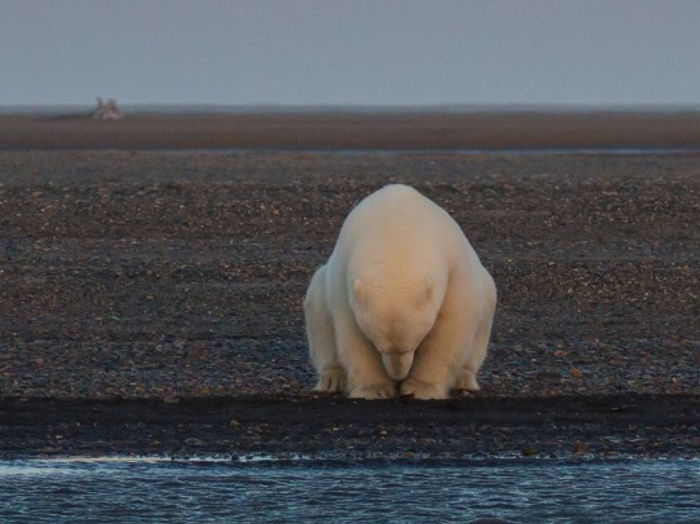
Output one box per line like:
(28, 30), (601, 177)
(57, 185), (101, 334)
(304, 184), (496, 400)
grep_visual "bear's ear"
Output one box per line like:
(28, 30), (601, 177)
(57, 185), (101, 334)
(353, 278), (366, 304)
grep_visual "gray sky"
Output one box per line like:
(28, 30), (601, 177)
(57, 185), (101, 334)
(2, 0), (700, 106)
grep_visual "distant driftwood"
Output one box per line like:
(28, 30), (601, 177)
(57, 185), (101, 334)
(93, 97), (124, 120)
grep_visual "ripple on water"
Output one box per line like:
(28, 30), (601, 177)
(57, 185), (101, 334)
(0, 459), (698, 523)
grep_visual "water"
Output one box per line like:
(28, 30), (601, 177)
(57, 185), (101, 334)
(1, 458), (698, 523)
(152, 146), (700, 155)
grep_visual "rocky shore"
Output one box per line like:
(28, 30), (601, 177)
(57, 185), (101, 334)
(0, 114), (698, 458)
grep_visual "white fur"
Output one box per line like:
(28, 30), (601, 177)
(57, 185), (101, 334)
(304, 184), (496, 400)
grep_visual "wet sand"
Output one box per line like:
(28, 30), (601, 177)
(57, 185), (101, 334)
(3, 111), (700, 150)
(2, 395), (697, 460)
(0, 113), (698, 458)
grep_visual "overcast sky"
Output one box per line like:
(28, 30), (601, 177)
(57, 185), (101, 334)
(2, 0), (700, 106)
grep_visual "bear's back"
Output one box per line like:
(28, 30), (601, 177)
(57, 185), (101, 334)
(342, 184), (458, 249)
(332, 184), (467, 284)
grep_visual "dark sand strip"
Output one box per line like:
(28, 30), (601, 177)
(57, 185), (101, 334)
(1, 394), (697, 459)
(3, 112), (700, 150)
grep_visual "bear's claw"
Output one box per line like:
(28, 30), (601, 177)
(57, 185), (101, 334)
(348, 382), (397, 400)
(315, 367), (345, 393)
(455, 370), (480, 392)
(400, 377), (449, 400)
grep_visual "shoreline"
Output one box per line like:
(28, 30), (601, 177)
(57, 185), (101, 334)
(1, 394), (697, 460)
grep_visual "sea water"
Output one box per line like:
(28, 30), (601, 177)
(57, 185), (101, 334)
(0, 458), (698, 523)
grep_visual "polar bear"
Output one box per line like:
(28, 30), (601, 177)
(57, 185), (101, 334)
(304, 184), (496, 400)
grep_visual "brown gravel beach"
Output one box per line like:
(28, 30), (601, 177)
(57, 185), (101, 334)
(0, 112), (698, 459)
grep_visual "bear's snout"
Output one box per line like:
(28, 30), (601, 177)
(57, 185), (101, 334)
(381, 352), (415, 381)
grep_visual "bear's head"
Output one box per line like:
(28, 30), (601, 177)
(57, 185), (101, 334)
(350, 276), (441, 381)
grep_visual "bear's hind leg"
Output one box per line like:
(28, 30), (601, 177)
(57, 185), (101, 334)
(454, 313), (492, 392)
(304, 265), (344, 393)
(456, 274), (496, 392)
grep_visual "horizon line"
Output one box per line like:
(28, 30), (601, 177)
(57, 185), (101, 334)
(3, 102), (700, 115)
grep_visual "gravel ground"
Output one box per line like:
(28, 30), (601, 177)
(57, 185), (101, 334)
(0, 149), (698, 458)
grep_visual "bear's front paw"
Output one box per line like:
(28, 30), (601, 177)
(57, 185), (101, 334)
(315, 367), (345, 393)
(400, 377), (449, 400)
(454, 370), (480, 392)
(348, 382), (397, 400)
